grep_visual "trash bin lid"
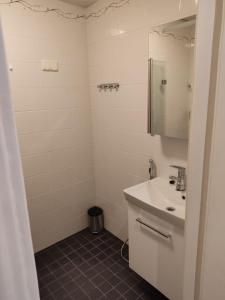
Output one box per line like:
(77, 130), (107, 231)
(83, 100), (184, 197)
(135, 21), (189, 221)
(88, 206), (103, 217)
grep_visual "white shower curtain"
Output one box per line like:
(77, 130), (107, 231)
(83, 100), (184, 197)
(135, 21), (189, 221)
(0, 21), (40, 300)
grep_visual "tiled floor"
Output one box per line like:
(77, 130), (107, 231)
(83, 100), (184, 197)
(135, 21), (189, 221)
(35, 228), (168, 300)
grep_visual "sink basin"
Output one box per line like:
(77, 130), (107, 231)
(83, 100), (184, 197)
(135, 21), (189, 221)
(123, 177), (185, 224)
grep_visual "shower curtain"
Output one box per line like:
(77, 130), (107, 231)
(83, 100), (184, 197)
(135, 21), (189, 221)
(0, 21), (40, 300)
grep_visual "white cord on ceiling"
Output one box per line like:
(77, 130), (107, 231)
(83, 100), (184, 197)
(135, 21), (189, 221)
(0, 0), (130, 20)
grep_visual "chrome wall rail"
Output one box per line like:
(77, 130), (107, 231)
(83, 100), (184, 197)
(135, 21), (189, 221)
(97, 83), (120, 91)
(136, 218), (171, 239)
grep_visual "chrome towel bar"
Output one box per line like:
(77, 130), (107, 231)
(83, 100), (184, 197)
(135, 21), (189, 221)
(136, 218), (171, 239)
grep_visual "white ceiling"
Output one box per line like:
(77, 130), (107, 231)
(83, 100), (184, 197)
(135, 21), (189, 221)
(60, 0), (98, 7)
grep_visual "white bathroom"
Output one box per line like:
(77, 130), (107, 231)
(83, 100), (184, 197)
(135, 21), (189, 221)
(0, 0), (224, 299)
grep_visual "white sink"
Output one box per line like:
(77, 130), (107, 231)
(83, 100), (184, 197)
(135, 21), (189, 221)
(123, 177), (185, 224)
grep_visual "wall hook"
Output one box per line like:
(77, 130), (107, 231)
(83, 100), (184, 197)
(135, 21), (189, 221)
(97, 83), (120, 92)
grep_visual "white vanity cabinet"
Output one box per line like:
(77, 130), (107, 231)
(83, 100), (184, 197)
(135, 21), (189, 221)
(128, 202), (185, 300)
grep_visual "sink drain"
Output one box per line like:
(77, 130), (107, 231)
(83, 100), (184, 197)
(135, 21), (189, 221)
(166, 207), (176, 212)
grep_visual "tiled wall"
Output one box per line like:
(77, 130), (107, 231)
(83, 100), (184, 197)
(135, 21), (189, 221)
(86, 0), (197, 240)
(0, 0), (94, 252)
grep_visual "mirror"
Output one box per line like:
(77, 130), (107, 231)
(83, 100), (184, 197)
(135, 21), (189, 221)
(148, 16), (196, 139)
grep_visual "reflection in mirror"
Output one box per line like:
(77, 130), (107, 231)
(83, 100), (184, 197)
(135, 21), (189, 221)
(148, 16), (196, 139)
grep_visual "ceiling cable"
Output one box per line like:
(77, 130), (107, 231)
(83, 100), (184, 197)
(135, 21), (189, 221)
(0, 0), (130, 20)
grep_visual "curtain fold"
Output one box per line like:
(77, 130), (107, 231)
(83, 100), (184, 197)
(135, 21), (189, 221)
(0, 20), (40, 300)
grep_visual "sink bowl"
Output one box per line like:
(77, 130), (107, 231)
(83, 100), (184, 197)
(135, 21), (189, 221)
(123, 177), (185, 224)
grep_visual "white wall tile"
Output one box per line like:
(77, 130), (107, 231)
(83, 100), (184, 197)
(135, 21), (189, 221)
(11, 87), (51, 111)
(49, 129), (78, 150)
(49, 168), (77, 192)
(18, 132), (52, 156)
(9, 61), (43, 88)
(48, 109), (78, 131)
(22, 153), (51, 178)
(15, 110), (50, 134)
(25, 174), (50, 198)
(49, 148), (77, 172)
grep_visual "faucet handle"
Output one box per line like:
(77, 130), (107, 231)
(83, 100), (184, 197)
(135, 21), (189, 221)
(170, 165), (186, 177)
(170, 165), (186, 171)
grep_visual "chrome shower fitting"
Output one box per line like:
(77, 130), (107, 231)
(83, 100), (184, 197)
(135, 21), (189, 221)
(149, 159), (157, 180)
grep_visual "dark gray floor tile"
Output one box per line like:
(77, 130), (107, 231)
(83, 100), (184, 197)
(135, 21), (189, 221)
(106, 288), (123, 299)
(35, 228), (167, 300)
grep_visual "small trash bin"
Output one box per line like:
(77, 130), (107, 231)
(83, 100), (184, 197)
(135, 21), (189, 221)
(88, 206), (104, 234)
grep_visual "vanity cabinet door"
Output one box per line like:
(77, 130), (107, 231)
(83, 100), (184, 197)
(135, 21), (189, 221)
(128, 203), (184, 300)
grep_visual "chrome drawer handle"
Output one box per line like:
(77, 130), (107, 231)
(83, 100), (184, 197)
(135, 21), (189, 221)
(136, 218), (171, 239)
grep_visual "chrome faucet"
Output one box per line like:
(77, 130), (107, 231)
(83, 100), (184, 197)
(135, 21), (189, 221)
(170, 165), (186, 191)
(149, 159), (156, 180)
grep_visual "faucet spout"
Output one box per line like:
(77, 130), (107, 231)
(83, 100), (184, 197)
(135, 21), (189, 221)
(170, 165), (186, 191)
